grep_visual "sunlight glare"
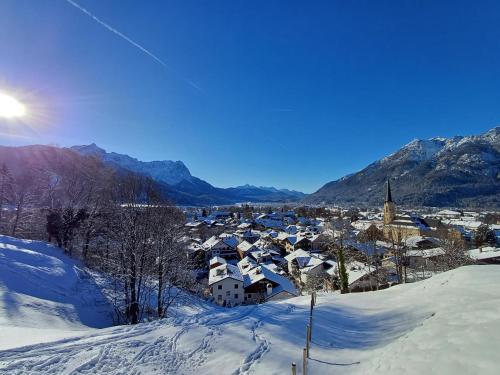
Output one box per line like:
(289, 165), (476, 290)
(0, 93), (27, 118)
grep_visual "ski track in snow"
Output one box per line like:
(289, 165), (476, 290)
(0, 304), (271, 375)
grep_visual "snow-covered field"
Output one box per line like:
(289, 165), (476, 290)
(1, 236), (499, 374)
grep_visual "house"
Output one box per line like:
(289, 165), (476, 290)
(209, 263), (244, 307)
(344, 261), (380, 291)
(203, 234), (239, 260)
(238, 263), (299, 304)
(235, 229), (260, 244)
(284, 249), (335, 283)
(284, 235), (311, 253)
(467, 247), (500, 264)
(309, 233), (328, 252)
(236, 240), (259, 259)
(405, 248), (446, 270)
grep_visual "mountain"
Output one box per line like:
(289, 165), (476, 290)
(304, 127), (500, 208)
(225, 184), (306, 202)
(70, 145), (306, 205)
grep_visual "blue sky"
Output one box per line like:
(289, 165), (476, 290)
(0, 0), (499, 193)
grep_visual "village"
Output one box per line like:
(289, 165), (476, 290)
(183, 181), (500, 307)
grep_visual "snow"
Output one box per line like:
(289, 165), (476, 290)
(0, 236), (113, 350)
(467, 247), (500, 261)
(1, 235), (499, 374)
(208, 264), (243, 285)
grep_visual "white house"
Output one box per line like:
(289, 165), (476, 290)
(209, 263), (244, 307)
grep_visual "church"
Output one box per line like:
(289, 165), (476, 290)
(382, 179), (429, 240)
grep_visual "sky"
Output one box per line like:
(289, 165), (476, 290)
(0, 0), (499, 193)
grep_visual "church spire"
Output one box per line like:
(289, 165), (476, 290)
(385, 178), (393, 203)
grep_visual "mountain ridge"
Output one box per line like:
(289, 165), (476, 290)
(304, 127), (500, 208)
(70, 144), (306, 205)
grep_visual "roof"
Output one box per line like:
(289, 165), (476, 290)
(242, 264), (298, 297)
(467, 247), (500, 261)
(284, 249), (325, 273)
(203, 235), (239, 250)
(209, 264), (243, 285)
(209, 256), (227, 266)
(237, 240), (257, 253)
(346, 261), (375, 284)
(406, 248), (445, 258)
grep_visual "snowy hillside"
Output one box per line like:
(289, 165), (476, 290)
(0, 236), (113, 350)
(0, 241), (499, 375)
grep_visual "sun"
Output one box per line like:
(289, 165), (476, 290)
(0, 92), (27, 118)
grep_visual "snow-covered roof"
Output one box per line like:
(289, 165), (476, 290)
(467, 247), (500, 261)
(209, 264), (243, 285)
(242, 265), (298, 297)
(284, 249), (325, 273)
(346, 261), (375, 284)
(237, 240), (257, 253)
(406, 248), (445, 258)
(203, 234), (239, 250)
(209, 256), (227, 267)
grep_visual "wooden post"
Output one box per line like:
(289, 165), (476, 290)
(303, 347), (307, 375)
(309, 294), (314, 341)
(306, 324), (310, 357)
(291, 362), (297, 375)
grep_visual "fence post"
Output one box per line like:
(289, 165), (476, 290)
(306, 324), (310, 357)
(291, 362), (296, 375)
(309, 292), (316, 341)
(303, 347), (307, 375)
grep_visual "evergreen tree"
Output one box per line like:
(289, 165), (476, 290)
(338, 246), (349, 294)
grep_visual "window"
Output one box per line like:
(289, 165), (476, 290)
(234, 294), (239, 299)
(217, 285), (222, 290)
(226, 291), (230, 296)
(217, 295), (222, 301)
(248, 294), (252, 298)
(234, 284), (239, 289)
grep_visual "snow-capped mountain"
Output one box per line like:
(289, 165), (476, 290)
(71, 144), (193, 185)
(305, 127), (500, 208)
(70, 145), (306, 205)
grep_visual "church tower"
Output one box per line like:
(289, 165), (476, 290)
(383, 178), (396, 224)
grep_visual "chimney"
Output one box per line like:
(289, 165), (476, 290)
(266, 283), (273, 296)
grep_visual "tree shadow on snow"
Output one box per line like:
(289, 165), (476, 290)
(258, 302), (422, 350)
(0, 236), (113, 328)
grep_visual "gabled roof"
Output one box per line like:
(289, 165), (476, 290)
(209, 264), (243, 285)
(203, 234), (239, 250)
(237, 240), (257, 253)
(242, 264), (298, 297)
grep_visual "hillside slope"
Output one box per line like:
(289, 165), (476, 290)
(0, 236), (113, 350)
(305, 127), (500, 208)
(0, 261), (498, 374)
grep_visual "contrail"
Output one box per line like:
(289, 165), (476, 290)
(65, 0), (201, 91)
